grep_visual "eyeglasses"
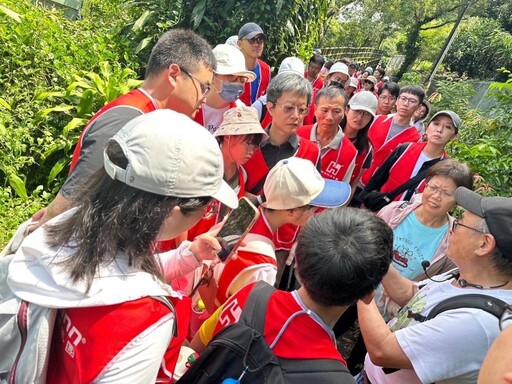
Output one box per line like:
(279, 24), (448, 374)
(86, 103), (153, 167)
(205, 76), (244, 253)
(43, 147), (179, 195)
(275, 103), (309, 116)
(246, 36), (265, 45)
(398, 96), (419, 105)
(424, 184), (454, 199)
(378, 95), (396, 102)
(451, 218), (486, 234)
(500, 304), (512, 330)
(180, 67), (211, 98)
(215, 74), (249, 84)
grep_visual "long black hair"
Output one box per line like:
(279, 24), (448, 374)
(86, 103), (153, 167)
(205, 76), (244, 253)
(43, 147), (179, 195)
(47, 141), (210, 291)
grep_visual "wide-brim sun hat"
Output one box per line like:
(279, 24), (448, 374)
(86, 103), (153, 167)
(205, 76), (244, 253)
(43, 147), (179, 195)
(215, 106), (268, 137)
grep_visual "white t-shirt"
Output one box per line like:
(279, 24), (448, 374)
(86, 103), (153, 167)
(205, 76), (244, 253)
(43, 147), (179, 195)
(201, 104), (231, 135)
(365, 272), (512, 384)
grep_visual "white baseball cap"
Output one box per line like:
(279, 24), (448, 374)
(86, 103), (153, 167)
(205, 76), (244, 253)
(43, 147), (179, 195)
(104, 110), (238, 209)
(263, 158), (351, 209)
(278, 57), (305, 76)
(348, 91), (378, 117)
(347, 77), (358, 88)
(213, 44), (256, 82)
(329, 62), (349, 77)
(214, 105), (268, 137)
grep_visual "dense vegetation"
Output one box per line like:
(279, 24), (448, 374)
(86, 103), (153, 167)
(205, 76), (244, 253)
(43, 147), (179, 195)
(0, 0), (510, 247)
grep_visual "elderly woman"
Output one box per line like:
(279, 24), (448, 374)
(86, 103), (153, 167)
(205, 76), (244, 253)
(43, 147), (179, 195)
(376, 158), (474, 317)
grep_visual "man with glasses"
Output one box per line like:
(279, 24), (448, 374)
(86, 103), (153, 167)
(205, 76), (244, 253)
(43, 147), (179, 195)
(237, 22), (271, 106)
(31, 29), (215, 229)
(194, 44), (256, 135)
(360, 85), (424, 188)
(358, 187), (512, 383)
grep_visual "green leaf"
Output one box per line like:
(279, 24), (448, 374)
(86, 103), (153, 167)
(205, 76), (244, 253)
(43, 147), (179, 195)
(63, 117), (87, 135)
(37, 104), (75, 119)
(77, 89), (96, 117)
(35, 91), (65, 101)
(191, 0), (207, 29)
(132, 10), (152, 32)
(47, 158), (69, 185)
(0, 97), (11, 110)
(0, 5), (22, 23)
(7, 173), (28, 201)
(135, 36), (153, 53)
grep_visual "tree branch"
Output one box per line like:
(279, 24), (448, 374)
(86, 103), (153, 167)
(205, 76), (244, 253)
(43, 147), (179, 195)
(421, 19), (457, 30)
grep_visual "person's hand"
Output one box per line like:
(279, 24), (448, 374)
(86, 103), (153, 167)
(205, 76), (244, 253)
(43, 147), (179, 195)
(27, 207), (47, 233)
(189, 233), (222, 262)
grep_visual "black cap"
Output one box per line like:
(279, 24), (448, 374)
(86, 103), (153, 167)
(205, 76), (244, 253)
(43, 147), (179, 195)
(238, 22), (265, 40)
(455, 187), (512, 260)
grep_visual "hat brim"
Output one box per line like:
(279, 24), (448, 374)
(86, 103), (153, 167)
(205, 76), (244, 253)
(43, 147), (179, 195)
(212, 180), (239, 209)
(350, 105), (376, 118)
(240, 31), (266, 40)
(455, 187), (484, 217)
(309, 180), (351, 208)
(429, 111), (460, 131)
(215, 67), (256, 82)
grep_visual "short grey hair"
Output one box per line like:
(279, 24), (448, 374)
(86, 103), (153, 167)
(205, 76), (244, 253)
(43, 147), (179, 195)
(267, 72), (312, 105)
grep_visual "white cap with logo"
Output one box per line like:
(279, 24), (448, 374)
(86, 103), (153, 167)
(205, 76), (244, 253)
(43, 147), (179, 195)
(263, 158), (351, 209)
(213, 44), (256, 82)
(104, 109), (238, 209)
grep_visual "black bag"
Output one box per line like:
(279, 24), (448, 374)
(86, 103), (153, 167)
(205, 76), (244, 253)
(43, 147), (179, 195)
(177, 281), (352, 384)
(361, 191), (394, 212)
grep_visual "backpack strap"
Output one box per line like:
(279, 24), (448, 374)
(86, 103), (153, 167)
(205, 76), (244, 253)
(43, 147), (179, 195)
(238, 281), (276, 333)
(151, 296), (177, 337)
(407, 293), (508, 323)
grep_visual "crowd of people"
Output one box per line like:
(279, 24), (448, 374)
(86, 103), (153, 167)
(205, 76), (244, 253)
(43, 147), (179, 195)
(2, 21), (512, 384)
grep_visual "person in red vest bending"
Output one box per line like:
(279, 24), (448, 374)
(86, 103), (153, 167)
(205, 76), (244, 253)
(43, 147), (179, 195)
(359, 85), (425, 189)
(359, 110), (460, 203)
(188, 207), (393, 384)
(194, 44), (256, 135)
(237, 22), (271, 106)
(30, 29), (216, 230)
(297, 86), (357, 185)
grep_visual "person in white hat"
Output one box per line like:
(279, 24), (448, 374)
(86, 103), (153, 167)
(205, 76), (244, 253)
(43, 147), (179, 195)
(344, 76), (359, 100)
(324, 62), (350, 88)
(195, 44), (256, 135)
(195, 157), (351, 314)
(362, 75), (377, 93)
(341, 91), (379, 193)
(7, 109), (238, 382)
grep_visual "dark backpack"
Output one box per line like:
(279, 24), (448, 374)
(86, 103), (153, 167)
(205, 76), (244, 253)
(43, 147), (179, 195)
(176, 281), (353, 384)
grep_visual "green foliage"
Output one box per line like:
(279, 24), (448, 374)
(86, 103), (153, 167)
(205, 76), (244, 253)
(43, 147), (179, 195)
(122, 0), (348, 73)
(431, 77), (512, 196)
(445, 17), (512, 80)
(0, 0), (140, 245)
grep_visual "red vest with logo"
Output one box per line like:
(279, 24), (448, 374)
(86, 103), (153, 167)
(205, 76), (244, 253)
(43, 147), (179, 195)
(212, 283), (346, 363)
(351, 146), (372, 184)
(69, 89), (157, 172)
(381, 142), (447, 199)
(360, 114), (420, 186)
(297, 125), (357, 182)
(47, 295), (191, 383)
(239, 59), (271, 106)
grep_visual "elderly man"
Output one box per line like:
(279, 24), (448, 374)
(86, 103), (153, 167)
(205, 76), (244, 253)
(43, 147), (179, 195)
(31, 29), (216, 229)
(358, 187), (512, 383)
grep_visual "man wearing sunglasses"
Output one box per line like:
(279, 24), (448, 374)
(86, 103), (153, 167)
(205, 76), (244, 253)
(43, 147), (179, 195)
(31, 29), (216, 230)
(358, 187), (512, 383)
(194, 44), (255, 135)
(237, 22), (271, 106)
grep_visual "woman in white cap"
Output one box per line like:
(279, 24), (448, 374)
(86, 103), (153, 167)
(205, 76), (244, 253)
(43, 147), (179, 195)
(360, 110), (462, 206)
(6, 110), (238, 383)
(340, 91), (378, 193)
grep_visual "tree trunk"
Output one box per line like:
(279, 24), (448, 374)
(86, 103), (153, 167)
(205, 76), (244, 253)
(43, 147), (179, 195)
(395, 23), (422, 80)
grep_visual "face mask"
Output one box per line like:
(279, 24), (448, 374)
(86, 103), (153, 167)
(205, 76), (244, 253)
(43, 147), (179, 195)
(219, 82), (244, 102)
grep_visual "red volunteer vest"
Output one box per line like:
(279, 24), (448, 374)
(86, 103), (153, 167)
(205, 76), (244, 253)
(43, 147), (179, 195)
(239, 59), (271, 106)
(69, 89), (157, 172)
(213, 283), (346, 363)
(361, 114), (420, 186)
(216, 210), (276, 305)
(47, 296), (191, 383)
(380, 142), (447, 199)
(297, 124), (357, 182)
(305, 72), (324, 92)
